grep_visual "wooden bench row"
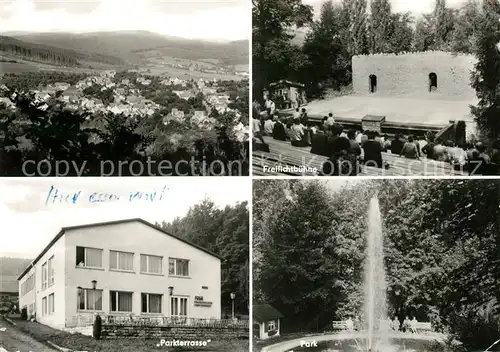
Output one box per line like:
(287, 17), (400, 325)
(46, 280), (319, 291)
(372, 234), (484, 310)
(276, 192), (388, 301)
(330, 320), (432, 331)
(253, 137), (468, 176)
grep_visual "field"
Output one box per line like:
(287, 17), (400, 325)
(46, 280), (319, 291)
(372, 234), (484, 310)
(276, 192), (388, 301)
(0, 62), (40, 73)
(0, 57), (245, 81)
(137, 64), (245, 80)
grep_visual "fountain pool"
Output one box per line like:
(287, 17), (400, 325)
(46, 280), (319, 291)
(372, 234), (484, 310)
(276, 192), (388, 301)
(287, 337), (446, 351)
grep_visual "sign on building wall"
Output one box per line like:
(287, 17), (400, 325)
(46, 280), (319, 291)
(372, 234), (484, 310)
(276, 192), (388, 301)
(194, 296), (213, 307)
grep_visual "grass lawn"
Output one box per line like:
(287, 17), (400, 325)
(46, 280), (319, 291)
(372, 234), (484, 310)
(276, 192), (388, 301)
(11, 318), (248, 352)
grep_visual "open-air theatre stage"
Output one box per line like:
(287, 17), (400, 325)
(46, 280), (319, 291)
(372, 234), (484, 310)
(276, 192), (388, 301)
(304, 94), (476, 128)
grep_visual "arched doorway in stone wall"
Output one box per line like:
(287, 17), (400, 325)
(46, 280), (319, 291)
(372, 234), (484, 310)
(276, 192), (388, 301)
(429, 72), (437, 92)
(369, 74), (377, 93)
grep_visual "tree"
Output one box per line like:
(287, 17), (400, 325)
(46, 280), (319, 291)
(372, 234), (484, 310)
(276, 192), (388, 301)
(433, 0), (457, 50)
(369, 0), (393, 53)
(252, 0), (313, 101)
(470, 0), (500, 140)
(345, 0), (369, 56)
(413, 15), (435, 51)
(301, 1), (351, 98)
(387, 12), (415, 53)
(160, 200), (249, 315)
(450, 0), (481, 54)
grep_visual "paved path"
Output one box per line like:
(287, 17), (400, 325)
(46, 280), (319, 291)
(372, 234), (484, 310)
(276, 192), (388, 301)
(0, 318), (57, 352)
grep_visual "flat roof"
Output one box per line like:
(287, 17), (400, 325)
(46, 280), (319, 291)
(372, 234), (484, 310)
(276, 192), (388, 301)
(305, 95), (476, 126)
(17, 218), (221, 281)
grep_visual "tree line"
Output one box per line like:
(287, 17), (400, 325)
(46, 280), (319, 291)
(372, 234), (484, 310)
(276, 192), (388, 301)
(253, 179), (500, 349)
(159, 199), (249, 316)
(0, 36), (125, 67)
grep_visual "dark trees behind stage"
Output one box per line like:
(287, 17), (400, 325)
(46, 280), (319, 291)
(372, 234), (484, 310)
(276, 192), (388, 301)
(160, 199), (249, 317)
(253, 179), (500, 349)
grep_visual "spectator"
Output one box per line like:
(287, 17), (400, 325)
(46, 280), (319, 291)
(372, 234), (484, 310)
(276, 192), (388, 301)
(252, 116), (266, 145)
(410, 317), (418, 333)
(400, 136), (420, 159)
(326, 113), (335, 127)
(311, 128), (329, 156)
(363, 131), (383, 168)
(345, 317), (354, 331)
(391, 133), (405, 155)
(272, 118), (287, 141)
(474, 142), (492, 175)
(289, 118), (306, 147)
(263, 116), (275, 135)
(422, 136), (436, 159)
(293, 107), (301, 119)
(403, 316), (411, 333)
(492, 139), (500, 164)
(321, 116), (329, 131)
(392, 317), (400, 332)
(347, 129), (362, 157)
(433, 139), (447, 161)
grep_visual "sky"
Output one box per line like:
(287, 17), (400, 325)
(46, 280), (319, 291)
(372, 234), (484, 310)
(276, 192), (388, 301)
(0, 0), (250, 41)
(304, 0), (470, 17)
(0, 178), (250, 258)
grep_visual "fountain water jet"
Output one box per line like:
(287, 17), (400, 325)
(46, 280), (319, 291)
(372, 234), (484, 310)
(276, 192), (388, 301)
(363, 197), (391, 351)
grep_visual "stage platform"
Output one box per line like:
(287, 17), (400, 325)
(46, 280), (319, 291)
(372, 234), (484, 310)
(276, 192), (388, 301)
(303, 95), (475, 126)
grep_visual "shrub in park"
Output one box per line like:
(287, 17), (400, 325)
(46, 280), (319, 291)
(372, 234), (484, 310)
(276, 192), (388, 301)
(93, 314), (102, 340)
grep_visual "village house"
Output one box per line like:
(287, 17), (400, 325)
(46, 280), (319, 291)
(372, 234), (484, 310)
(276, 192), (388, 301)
(173, 90), (195, 100)
(253, 304), (283, 340)
(18, 219), (221, 330)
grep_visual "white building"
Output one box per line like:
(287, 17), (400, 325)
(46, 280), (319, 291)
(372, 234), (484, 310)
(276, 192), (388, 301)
(18, 219), (221, 329)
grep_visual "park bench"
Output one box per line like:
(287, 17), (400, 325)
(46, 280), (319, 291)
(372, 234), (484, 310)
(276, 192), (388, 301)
(415, 322), (432, 332)
(332, 321), (348, 330)
(252, 137), (467, 176)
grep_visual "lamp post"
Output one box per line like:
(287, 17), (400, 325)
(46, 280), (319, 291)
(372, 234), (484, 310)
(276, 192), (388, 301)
(230, 292), (235, 320)
(91, 280), (97, 317)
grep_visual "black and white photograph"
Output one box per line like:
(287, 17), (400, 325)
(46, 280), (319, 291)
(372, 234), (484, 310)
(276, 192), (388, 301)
(0, 0), (250, 176)
(253, 179), (500, 351)
(0, 177), (250, 352)
(252, 0), (500, 176)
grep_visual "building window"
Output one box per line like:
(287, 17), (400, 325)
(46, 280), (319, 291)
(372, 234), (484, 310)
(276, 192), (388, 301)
(141, 293), (162, 314)
(48, 293), (54, 314)
(110, 291), (133, 312)
(429, 72), (437, 92)
(42, 262), (48, 290)
(140, 254), (162, 274)
(42, 297), (47, 316)
(110, 250), (134, 271)
(78, 288), (103, 311)
(76, 247), (103, 268)
(369, 74), (377, 93)
(268, 320), (276, 331)
(168, 258), (189, 277)
(48, 256), (55, 286)
(170, 296), (188, 317)
(21, 274), (35, 296)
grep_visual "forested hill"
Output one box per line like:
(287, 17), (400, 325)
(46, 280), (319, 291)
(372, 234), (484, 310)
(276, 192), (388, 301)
(9, 31), (249, 66)
(0, 35), (125, 66)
